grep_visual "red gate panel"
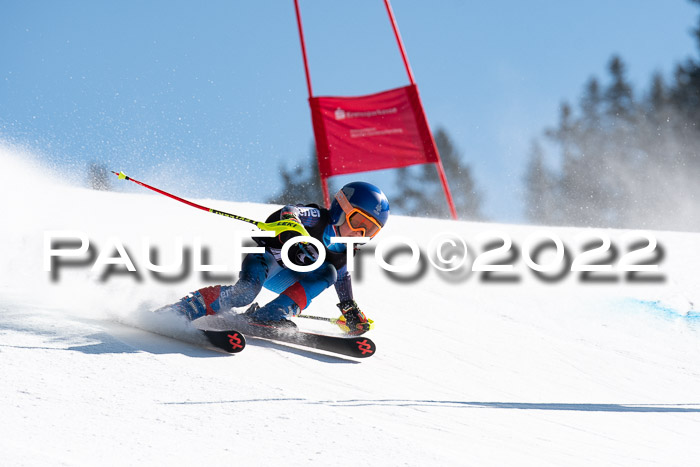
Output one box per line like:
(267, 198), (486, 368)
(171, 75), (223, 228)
(309, 84), (438, 178)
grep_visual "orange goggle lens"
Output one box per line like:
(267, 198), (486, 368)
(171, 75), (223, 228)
(335, 190), (383, 238)
(347, 209), (382, 238)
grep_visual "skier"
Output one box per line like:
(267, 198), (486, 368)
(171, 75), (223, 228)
(171, 181), (390, 336)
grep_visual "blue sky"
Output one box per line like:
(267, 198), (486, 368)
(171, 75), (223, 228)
(1, 0), (697, 222)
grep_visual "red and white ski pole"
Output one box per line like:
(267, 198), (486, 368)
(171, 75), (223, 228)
(111, 171), (310, 237)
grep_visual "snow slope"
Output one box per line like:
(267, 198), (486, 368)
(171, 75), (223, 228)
(2, 143), (700, 466)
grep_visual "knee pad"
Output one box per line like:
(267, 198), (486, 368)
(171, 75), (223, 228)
(313, 263), (338, 286)
(282, 264), (338, 311)
(241, 252), (273, 281)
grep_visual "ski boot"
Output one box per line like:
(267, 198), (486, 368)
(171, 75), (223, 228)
(242, 296), (299, 330)
(174, 285), (227, 321)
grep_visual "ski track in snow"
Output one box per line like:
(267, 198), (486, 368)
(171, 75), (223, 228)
(2, 143), (700, 466)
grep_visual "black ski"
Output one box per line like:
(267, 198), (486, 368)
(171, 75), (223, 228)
(196, 314), (376, 358)
(202, 329), (247, 353)
(202, 312), (374, 358)
(240, 321), (376, 358)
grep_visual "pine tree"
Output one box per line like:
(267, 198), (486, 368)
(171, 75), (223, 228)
(268, 145), (324, 205)
(434, 128), (483, 219)
(523, 140), (555, 224)
(605, 56), (635, 121)
(526, 19), (700, 231)
(393, 127), (482, 220)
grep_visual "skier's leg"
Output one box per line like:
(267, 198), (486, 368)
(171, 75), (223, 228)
(170, 252), (274, 320)
(220, 252), (274, 308)
(250, 263), (338, 322)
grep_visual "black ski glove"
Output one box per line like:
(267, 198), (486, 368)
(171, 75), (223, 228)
(287, 241), (320, 267)
(337, 300), (371, 335)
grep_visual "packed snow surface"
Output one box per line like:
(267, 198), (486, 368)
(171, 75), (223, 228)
(2, 144), (700, 466)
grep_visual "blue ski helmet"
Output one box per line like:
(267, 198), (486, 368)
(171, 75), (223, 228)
(329, 181), (390, 228)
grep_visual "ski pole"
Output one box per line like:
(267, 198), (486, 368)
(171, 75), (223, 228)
(296, 314), (340, 324)
(111, 171), (310, 237)
(296, 314), (375, 330)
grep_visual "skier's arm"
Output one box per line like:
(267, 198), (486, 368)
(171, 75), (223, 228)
(277, 204), (321, 266)
(334, 268), (370, 335)
(334, 267), (353, 302)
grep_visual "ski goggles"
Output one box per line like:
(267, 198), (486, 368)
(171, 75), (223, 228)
(335, 190), (383, 238)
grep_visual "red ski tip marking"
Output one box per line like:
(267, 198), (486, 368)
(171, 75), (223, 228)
(355, 339), (374, 355)
(227, 333), (244, 350)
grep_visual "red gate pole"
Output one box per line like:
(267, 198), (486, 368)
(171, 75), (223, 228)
(383, 0), (458, 220)
(383, 0), (415, 86)
(294, 0), (332, 207)
(294, 0), (313, 98)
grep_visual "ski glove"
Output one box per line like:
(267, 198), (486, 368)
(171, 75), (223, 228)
(287, 241), (320, 267)
(337, 300), (371, 335)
